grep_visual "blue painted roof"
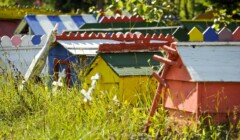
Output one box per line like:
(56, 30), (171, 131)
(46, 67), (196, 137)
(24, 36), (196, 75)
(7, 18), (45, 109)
(24, 14), (98, 35)
(203, 27), (218, 41)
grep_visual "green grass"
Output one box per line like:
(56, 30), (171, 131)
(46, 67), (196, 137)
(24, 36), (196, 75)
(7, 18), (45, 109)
(0, 73), (239, 139)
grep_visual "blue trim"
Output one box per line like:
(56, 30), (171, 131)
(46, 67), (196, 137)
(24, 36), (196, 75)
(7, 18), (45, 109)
(31, 35), (42, 45)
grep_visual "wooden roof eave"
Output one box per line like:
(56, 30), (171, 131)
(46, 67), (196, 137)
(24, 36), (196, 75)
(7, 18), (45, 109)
(83, 55), (102, 76)
(176, 41), (240, 46)
(14, 19), (27, 34)
(98, 54), (121, 77)
(83, 54), (121, 79)
(152, 42), (194, 82)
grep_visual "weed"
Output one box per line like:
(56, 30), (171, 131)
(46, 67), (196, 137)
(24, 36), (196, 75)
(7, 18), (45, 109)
(0, 74), (239, 139)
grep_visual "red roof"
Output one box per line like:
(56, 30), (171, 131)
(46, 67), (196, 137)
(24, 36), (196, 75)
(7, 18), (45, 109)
(56, 32), (175, 53)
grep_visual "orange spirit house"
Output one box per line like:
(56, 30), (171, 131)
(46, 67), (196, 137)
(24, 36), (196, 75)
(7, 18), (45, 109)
(145, 26), (240, 131)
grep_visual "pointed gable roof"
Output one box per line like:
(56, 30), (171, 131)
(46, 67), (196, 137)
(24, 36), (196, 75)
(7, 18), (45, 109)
(172, 27), (189, 41)
(232, 26), (240, 41)
(99, 52), (162, 76)
(14, 14), (97, 35)
(203, 27), (218, 41)
(218, 27), (232, 41)
(188, 27), (203, 41)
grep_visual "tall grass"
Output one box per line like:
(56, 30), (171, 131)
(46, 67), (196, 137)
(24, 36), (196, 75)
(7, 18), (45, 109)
(0, 73), (239, 139)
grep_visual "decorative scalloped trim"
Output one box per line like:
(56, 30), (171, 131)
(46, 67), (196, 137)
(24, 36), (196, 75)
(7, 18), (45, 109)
(56, 32), (174, 42)
(0, 35), (46, 47)
(56, 31), (175, 53)
(2, 26), (240, 48)
(99, 15), (144, 23)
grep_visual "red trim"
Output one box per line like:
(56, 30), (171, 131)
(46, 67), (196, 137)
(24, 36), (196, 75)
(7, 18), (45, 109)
(152, 72), (167, 87)
(56, 32), (175, 53)
(144, 43), (179, 132)
(97, 42), (172, 53)
(53, 59), (71, 87)
(153, 55), (177, 66)
(162, 45), (178, 55)
(56, 32), (175, 42)
(232, 26), (240, 41)
(99, 15), (144, 23)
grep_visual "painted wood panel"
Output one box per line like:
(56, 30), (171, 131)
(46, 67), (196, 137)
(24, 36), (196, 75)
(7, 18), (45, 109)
(120, 76), (157, 103)
(0, 35), (47, 75)
(232, 26), (240, 41)
(188, 27), (203, 41)
(172, 27), (189, 41)
(0, 48), (48, 75)
(199, 82), (240, 113)
(0, 35), (46, 47)
(203, 27), (218, 41)
(218, 27), (232, 41)
(85, 56), (119, 84)
(164, 80), (198, 112)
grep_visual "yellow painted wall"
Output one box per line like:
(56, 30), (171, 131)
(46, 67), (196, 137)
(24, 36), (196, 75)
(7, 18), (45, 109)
(84, 56), (158, 103)
(119, 76), (158, 103)
(188, 27), (203, 41)
(84, 56), (119, 93)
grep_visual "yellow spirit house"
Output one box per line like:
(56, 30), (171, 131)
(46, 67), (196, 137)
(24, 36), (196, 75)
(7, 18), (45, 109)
(85, 52), (160, 102)
(83, 32), (174, 103)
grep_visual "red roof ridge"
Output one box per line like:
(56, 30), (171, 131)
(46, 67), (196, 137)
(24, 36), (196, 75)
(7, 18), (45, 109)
(56, 32), (175, 42)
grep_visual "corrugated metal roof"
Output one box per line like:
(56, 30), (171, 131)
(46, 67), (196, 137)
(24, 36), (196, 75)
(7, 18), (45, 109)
(57, 39), (128, 56)
(177, 43), (240, 82)
(75, 22), (179, 35)
(56, 39), (167, 56)
(17, 14), (97, 35)
(100, 52), (162, 76)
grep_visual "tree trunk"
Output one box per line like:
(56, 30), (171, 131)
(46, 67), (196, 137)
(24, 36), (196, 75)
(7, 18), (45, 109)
(191, 0), (195, 18)
(184, 0), (189, 19)
(97, 0), (104, 10)
(178, 0), (181, 18)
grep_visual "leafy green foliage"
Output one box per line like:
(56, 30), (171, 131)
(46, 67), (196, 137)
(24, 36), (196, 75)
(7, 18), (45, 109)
(204, 0), (240, 30)
(44, 0), (97, 13)
(207, 0), (240, 14)
(103, 0), (178, 23)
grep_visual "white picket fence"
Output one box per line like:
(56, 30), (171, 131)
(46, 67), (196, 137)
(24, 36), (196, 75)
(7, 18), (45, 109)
(0, 35), (48, 76)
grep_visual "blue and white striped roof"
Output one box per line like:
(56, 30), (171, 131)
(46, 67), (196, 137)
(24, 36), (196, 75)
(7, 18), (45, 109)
(24, 14), (98, 35)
